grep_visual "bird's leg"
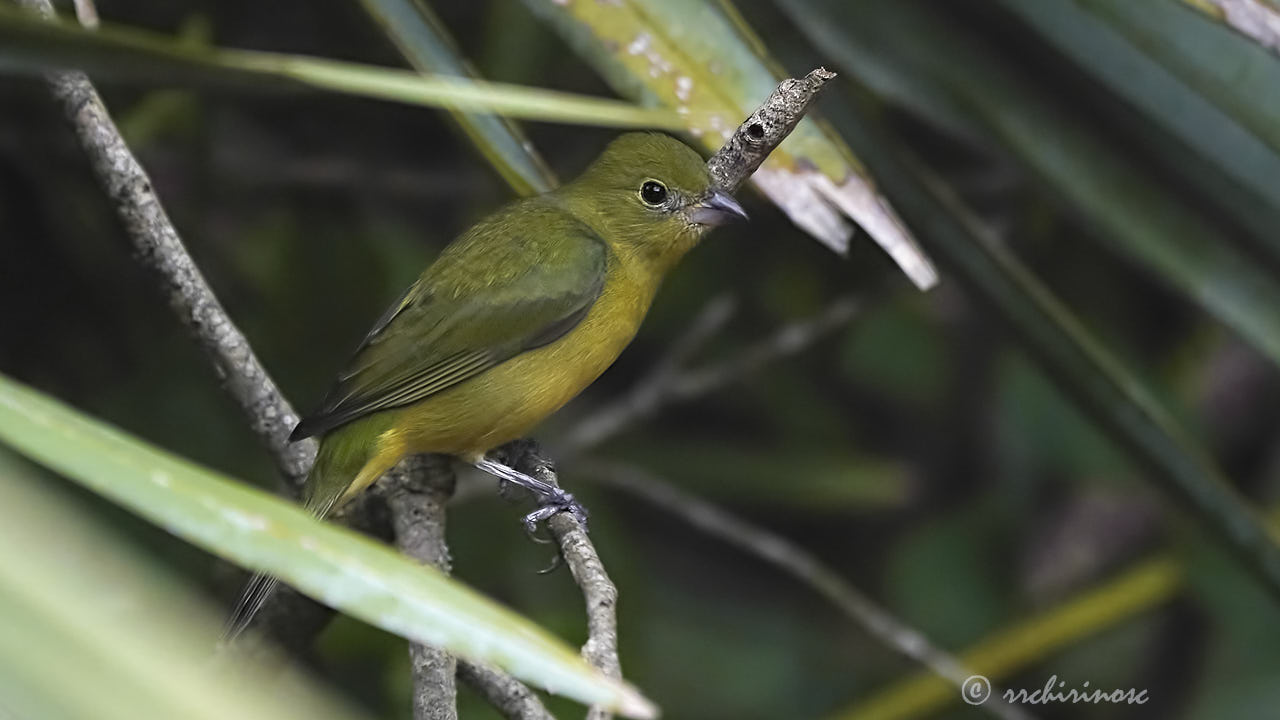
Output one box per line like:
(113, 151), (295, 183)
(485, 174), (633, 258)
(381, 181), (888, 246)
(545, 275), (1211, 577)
(472, 457), (589, 533)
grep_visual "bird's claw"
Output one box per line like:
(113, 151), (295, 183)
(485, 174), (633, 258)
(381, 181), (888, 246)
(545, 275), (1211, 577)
(520, 488), (589, 535)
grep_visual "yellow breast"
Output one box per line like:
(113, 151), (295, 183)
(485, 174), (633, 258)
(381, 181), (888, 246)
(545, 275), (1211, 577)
(383, 259), (654, 461)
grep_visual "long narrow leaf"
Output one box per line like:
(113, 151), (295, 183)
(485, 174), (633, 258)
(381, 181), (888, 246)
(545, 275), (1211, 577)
(358, 0), (557, 195)
(0, 374), (657, 719)
(782, 0), (1280, 370)
(0, 6), (680, 129)
(1083, 0), (1280, 156)
(1180, 0), (1280, 56)
(809, 86), (1280, 602)
(998, 0), (1280, 235)
(0, 458), (370, 720)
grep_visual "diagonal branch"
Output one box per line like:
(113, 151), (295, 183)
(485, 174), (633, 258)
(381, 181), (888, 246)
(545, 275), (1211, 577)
(503, 441), (620, 720)
(564, 295), (859, 454)
(584, 460), (1036, 720)
(384, 454), (459, 720)
(14, 0), (315, 495)
(457, 661), (556, 720)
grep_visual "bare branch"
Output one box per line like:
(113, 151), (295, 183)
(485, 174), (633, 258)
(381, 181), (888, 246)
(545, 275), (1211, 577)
(564, 296), (859, 454)
(458, 662), (556, 720)
(384, 455), (458, 720)
(707, 67), (837, 192)
(585, 461), (1037, 720)
(14, 0), (315, 495)
(505, 442), (620, 720)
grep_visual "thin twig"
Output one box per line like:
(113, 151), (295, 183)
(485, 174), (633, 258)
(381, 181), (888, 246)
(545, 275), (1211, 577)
(457, 662), (556, 720)
(505, 442), (620, 720)
(14, 0), (315, 495)
(564, 296), (859, 454)
(384, 454), (459, 720)
(584, 461), (1037, 720)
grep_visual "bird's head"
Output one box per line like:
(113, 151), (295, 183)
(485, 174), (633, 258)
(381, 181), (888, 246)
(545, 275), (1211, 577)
(561, 133), (747, 270)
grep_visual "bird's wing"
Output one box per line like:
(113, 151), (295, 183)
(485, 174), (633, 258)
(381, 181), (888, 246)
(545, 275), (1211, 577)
(291, 209), (609, 440)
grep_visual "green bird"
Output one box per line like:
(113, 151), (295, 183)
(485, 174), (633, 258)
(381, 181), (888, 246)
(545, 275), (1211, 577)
(225, 132), (746, 639)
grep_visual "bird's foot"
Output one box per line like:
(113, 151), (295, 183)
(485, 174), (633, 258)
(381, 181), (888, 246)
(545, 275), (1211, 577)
(473, 456), (589, 533)
(521, 487), (589, 535)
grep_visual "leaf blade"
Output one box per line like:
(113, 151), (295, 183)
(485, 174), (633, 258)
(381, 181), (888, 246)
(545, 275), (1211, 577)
(357, 0), (558, 195)
(0, 374), (656, 719)
(0, 6), (680, 129)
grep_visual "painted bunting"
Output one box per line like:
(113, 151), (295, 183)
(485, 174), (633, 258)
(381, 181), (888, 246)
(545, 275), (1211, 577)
(225, 132), (746, 638)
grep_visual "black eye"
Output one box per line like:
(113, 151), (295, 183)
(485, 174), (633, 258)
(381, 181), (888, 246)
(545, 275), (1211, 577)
(640, 180), (668, 206)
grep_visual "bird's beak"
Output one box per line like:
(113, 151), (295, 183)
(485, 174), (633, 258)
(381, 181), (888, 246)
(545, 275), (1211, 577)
(688, 190), (748, 227)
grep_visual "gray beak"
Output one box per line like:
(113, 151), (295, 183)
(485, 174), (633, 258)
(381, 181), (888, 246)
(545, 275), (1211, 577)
(688, 190), (748, 227)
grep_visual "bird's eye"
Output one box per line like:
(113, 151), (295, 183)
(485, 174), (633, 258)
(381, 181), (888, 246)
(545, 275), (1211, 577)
(640, 180), (668, 206)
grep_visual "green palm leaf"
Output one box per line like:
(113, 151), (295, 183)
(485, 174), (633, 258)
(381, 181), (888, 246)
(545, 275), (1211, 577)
(0, 374), (656, 719)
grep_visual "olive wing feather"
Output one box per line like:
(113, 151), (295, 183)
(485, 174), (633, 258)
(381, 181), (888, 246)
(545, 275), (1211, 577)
(291, 214), (608, 440)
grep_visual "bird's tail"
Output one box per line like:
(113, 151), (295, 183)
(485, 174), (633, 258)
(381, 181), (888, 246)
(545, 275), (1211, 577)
(221, 421), (393, 644)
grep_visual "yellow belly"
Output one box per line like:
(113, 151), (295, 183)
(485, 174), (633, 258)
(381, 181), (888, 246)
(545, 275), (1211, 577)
(378, 264), (651, 462)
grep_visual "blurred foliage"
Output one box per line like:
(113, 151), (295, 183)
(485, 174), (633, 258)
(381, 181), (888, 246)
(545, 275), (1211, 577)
(3, 0), (1280, 719)
(0, 374), (649, 715)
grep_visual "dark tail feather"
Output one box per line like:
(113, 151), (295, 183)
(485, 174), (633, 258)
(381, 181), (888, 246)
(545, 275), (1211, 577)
(220, 425), (375, 645)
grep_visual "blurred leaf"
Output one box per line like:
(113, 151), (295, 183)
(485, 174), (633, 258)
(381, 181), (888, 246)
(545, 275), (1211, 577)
(998, 0), (1280, 265)
(0, 452), (368, 720)
(840, 301), (946, 408)
(520, 0), (939, 289)
(843, 501), (1280, 719)
(885, 506), (1011, 650)
(358, 0), (557, 195)
(115, 15), (210, 147)
(783, 0), (1280, 370)
(837, 557), (1182, 720)
(1083, 0), (1280, 156)
(0, 6), (680, 129)
(1180, 0), (1280, 56)
(774, 18), (1280, 599)
(0, 374), (656, 718)
(993, 354), (1132, 481)
(1181, 525), (1280, 718)
(617, 441), (912, 512)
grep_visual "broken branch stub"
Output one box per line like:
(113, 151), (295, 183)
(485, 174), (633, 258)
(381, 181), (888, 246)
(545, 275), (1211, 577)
(706, 67), (836, 193)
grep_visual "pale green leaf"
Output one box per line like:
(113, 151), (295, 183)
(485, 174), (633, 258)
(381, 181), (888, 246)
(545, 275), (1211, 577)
(358, 0), (557, 195)
(0, 6), (679, 130)
(0, 374), (656, 719)
(0, 454), (369, 720)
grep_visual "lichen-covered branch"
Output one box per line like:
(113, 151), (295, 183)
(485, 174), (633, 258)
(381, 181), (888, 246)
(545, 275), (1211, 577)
(14, 0), (315, 495)
(457, 662), (556, 720)
(384, 454), (459, 720)
(504, 441), (620, 720)
(706, 67), (836, 193)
